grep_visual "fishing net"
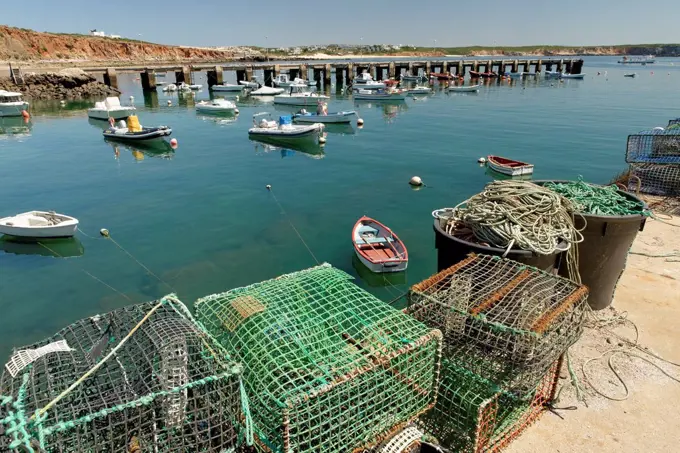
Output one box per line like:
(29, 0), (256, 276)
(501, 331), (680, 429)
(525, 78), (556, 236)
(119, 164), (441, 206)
(668, 118), (680, 127)
(407, 254), (587, 395)
(544, 178), (646, 216)
(418, 356), (561, 453)
(0, 296), (248, 453)
(195, 263), (442, 453)
(628, 163), (680, 197)
(626, 129), (680, 164)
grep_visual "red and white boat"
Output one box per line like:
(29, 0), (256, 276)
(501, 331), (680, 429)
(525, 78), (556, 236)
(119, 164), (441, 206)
(486, 155), (534, 176)
(352, 216), (408, 273)
(469, 71), (498, 79)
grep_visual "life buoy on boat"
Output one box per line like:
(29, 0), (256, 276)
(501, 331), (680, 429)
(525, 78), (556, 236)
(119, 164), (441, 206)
(21, 110), (30, 119)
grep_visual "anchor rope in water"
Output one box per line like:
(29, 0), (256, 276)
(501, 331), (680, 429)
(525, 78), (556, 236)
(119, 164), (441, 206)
(267, 187), (320, 265)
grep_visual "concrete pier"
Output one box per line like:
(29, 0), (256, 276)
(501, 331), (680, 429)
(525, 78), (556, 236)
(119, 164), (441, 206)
(140, 69), (156, 91)
(175, 66), (192, 84)
(206, 66), (223, 88)
(103, 68), (118, 89)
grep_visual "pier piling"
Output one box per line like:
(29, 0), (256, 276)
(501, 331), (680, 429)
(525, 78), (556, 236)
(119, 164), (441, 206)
(324, 64), (332, 85)
(236, 69), (246, 83)
(140, 69), (156, 91)
(263, 69), (274, 86)
(103, 68), (118, 89)
(245, 66), (254, 83)
(206, 66), (223, 88)
(175, 66), (192, 85)
(347, 63), (354, 83)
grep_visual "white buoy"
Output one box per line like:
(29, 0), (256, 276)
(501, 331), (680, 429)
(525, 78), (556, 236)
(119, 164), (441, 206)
(167, 100), (172, 106)
(235, 95), (240, 101)
(409, 176), (423, 186)
(235, 108), (240, 114)
(129, 95), (134, 104)
(319, 136), (327, 144)
(100, 228), (110, 238)
(478, 157), (486, 163)
(266, 184), (272, 190)
(357, 118), (364, 126)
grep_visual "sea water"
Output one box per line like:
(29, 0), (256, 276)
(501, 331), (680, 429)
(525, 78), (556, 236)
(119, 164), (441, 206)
(0, 56), (677, 358)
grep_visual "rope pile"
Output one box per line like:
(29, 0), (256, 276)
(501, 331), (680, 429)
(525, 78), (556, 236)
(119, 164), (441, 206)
(544, 178), (645, 216)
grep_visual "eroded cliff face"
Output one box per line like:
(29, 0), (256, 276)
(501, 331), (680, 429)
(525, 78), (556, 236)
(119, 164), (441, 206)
(0, 25), (238, 62)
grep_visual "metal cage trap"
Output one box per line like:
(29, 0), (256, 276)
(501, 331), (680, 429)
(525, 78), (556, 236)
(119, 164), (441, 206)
(407, 254), (587, 395)
(195, 263), (442, 453)
(626, 129), (680, 164)
(628, 162), (680, 197)
(0, 296), (247, 453)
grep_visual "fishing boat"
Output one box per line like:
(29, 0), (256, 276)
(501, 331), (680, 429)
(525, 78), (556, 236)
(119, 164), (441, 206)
(400, 73), (424, 82)
(272, 74), (314, 88)
(0, 90), (29, 117)
(469, 71), (498, 79)
(560, 73), (586, 79)
(486, 155), (534, 176)
(211, 83), (244, 92)
(248, 113), (324, 140)
(354, 71), (382, 86)
(624, 73), (637, 78)
(351, 80), (386, 90)
(0, 211), (78, 238)
(195, 99), (238, 114)
(618, 55), (655, 64)
(429, 72), (453, 80)
(449, 84), (481, 92)
(87, 97), (136, 120)
(353, 88), (407, 101)
(293, 110), (356, 124)
(273, 86), (330, 106)
(352, 216), (408, 273)
(407, 86), (433, 95)
(250, 86), (285, 95)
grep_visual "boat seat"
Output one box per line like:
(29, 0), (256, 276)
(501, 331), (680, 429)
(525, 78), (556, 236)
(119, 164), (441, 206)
(26, 215), (49, 227)
(357, 225), (378, 235)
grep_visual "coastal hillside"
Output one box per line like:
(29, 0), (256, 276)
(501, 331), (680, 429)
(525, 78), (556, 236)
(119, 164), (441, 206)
(0, 25), (255, 63)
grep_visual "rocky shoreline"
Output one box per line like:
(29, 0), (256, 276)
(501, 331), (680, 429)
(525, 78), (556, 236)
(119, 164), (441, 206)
(0, 69), (120, 100)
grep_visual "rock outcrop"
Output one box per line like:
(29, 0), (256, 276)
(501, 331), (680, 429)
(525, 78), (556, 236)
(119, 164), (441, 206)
(0, 69), (120, 99)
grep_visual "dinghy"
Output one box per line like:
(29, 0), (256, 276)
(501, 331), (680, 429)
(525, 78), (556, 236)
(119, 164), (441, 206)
(0, 211), (78, 238)
(211, 83), (244, 92)
(400, 74), (424, 82)
(486, 155), (534, 176)
(195, 99), (238, 114)
(250, 86), (285, 96)
(248, 113), (324, 140)
(560, 73), (586, 79)
(407, 86), (433, 95)
(352, 216), (408, 273)
(273, 86), (329, 106)
(87, 97), (136, 120)
(429, 72), (453, 80)
(103, 126), (172, 142)
(449, 84), (481, 92)
(469, 71), (497, 78)
(293, 110), (356, 124)
(353, 89), (407, 100)
(178, 82), (202, 90)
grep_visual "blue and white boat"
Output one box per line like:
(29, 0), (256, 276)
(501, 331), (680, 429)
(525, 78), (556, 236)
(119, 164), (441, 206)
(293, 110), (356, 124)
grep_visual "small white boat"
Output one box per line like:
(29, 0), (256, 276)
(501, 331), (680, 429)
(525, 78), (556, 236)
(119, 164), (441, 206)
(293, 110), (356, 124)
(352, 216), (408, 273)
(250, 86), (285, 96)
(248, 112), (323, 140)
(544, 71), (561, 78)
(211, 83), (244, 92)
(162, 84), (178, 92)
(487, 155), (534, 176)
(407, 86), (432, 95)
(354, 71), (379, 85)
(239, 79), (260, 88)
(87, 97), (136, 120)
(272, 74), (313, 88)
(400, 74), (424, 82)
(0, 90), (30, 117)
(177, 82), (202, 90)
(353, 89), (407, 100)
(195, 99), (238, 114)
(352, 80), (386, 90)
(274, 86), (330, 106)
(560, 73), (586, 80)
(0, 211), (78, 238)
(448, 84), (481, 92)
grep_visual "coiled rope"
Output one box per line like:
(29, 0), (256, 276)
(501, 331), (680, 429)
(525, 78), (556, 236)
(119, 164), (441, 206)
(544, 177), (646, 216)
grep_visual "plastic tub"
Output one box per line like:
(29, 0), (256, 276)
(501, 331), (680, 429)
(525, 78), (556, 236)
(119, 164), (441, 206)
(535, 180), (647, 310)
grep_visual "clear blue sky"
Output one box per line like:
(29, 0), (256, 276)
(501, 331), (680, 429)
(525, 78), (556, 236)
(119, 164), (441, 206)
(3, 0), (679, 47)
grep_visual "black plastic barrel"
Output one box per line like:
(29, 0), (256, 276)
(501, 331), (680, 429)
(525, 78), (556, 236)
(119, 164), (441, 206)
(433, 219), (563, 273)
(535, 180), (647, 310)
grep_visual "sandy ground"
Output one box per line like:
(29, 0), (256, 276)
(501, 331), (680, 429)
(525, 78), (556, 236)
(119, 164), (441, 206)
(507, 208), (680, 453)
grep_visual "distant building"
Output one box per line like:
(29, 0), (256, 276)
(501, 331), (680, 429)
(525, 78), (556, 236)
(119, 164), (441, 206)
(90, 29), (106, 37)
(109, 35), (122, 39)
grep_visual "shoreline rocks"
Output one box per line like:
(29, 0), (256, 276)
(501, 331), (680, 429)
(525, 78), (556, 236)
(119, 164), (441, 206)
(0, 69), (120, 100)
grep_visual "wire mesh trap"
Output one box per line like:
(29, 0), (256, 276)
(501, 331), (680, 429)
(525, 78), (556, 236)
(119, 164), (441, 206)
(626, 129), (680, 164)
(0, 296), (247, 453)
(407, 254), (587, 394)
(418, 356), (561, 453)
(668, 118), (680, 127)
(195, 263), (442, 453)
(628, 162), (680, 197)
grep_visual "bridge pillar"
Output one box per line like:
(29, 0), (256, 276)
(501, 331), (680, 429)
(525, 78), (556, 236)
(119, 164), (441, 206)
(175, 66), (191, 84)
(103, 68), (118, 89)
(206, 66), (223, 88)
(324, 64), (332, 84)
(140, 69), (156, 91)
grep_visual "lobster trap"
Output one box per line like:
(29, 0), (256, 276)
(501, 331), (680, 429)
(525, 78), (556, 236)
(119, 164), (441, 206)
(628, 162), (680, 196)
(419, 356), (561, 453)
(626, 129), (680, 164)
(669, 118), (680, 127)
(195, 263), (442, 453)
(0, 296), (247, 453)
(407, 254), (587, 394)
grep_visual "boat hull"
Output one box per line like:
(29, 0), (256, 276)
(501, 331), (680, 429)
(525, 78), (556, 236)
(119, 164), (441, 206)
(0, 212), (78, 238)
(88, 108), (136, 120)
(354, 249), (408, 273)
(352, 216), (408, 274)
(0, 102), (30, 117)
(352, 82), (386, 90)
(487, 157), (534, 176)
(103, 127), (172, 142)
(196, 106), (237, 114)
(248, 124), (321, 140)
(449, 85), (480, 92)
(273, 95), (330, 106)
(293, 111), (355, 123)
(354, 93), (407, 101)
(211, 85), (244, 92)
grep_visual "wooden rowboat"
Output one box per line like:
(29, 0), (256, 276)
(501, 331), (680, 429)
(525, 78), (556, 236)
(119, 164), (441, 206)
(486, 155), (534, 176)
(469, 71), (498, 78)
(352, 216), (408, 273)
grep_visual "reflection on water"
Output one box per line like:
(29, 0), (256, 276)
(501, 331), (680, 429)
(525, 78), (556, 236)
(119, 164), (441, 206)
(106, 140), (175, 161)
(354, 100), (408, 123)
(197, 114), (238, 126)
(0, 236), (84, 258)
(0, 117), (32, 138)
(28, 99), (93, 117)
(250, 137), (325, 159)
(323, 123), (356, 136)
(88, 117), (110, 131)
(351, 254), (407, 288)
(143, 90), (159, 109)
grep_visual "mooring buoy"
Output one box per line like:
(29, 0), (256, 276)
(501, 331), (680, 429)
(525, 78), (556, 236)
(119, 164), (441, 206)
(409, 176), (423, 186)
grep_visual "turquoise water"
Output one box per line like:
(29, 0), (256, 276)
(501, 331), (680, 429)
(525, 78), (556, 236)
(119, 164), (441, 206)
(0, 56), (677, 359)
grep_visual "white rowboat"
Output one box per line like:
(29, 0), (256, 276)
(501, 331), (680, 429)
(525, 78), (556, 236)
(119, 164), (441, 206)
(0, 211), (78, 238)
(195, 99), (238, 114)
(250, 86), (285, 96)
(211, 83), (244, 92)
(487, 155), (534, 176)
(448, 84), (481, 92)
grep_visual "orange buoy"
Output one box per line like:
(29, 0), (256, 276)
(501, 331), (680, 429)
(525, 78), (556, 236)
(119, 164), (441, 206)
(21, 110), (30, 119)
(170, 138), (178, 149)
(108, 117), (115, 127)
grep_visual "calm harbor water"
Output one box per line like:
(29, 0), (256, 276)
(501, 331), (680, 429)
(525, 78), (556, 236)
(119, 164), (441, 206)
(0, 56), (678, 359)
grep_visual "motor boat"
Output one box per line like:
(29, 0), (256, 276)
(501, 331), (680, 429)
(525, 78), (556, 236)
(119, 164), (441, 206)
(272, 74), (313, 88)
(248, 112), (324, 141)
(429, 72), (454, 80)
(407, 86), (433, 95)
(353, 88), (407, 101)
(624, 73), (637, 78)
(239, 79), (260, 88)
(162, 84), (178, 92)
(103, 115), (172, 142)
(273, 86), (330, 106)
(178, 82), (202, 90)
(87, 97), (136, 120)
(449, 84), (481, 93)
(351, 80), (386, 90)
(469, 71), (498, 79)
(0, 90), (29, 117)
(400, 73), (425, 82)
(251, 86), (285, 95)
(293, 110), (356, 124)
(560, 73), (586, 79)
(0, 211), (78, 238)
(352, 216), (408, 273)
(211, 83), (244, 92)
(195, 98), (239, 114)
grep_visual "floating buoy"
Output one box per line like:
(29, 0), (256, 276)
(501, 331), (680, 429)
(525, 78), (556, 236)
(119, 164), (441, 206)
(129, 95), (134, 104)
(266, 184), (272, 190)
(21, 110), (30, 119)
(357, 118), (364, 126)
(653, 127), (665, 131)
(319, 136), (327, 144)
(170, 138), (178, 148)
(478, 157), (486, 163)
(167, 100), (172, 106)
(235, 95), (240, 101)
(409, 176), (423, 186)
(108, 117), (115, 127)
(60, 100), (66, 105)
(235, 108), (240, 114)
(100, 228), (110, 238)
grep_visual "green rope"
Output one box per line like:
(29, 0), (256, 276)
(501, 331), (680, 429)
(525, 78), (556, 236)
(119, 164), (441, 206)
(1, 371), (35, 452)
(240, 379), (254, 446)
(545, 177), (646, 216)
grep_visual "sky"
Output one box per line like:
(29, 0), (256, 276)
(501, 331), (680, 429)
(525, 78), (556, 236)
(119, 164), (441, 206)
(2, 0), (679, 48)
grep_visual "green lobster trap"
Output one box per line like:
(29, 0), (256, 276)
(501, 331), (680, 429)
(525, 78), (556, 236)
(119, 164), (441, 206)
(195, 264), (442, 453)
(407, 254), (587, 394)
(0, 296), (248, 453)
